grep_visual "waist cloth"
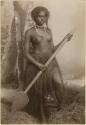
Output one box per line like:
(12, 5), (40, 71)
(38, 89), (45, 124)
(23, 53), (63, 117)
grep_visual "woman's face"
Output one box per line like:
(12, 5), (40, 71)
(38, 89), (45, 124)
(35, 11), (47, 26)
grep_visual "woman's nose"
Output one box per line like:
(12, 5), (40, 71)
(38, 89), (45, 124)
(41, 16), (45, 19)
(41, 17), (44, 20)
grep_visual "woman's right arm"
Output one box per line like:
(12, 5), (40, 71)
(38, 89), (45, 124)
(24, 30), (45, 70)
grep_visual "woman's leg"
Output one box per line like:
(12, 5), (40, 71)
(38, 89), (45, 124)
(52, 67), (64, 106)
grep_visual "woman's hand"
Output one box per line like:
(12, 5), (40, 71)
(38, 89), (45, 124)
(37, 63), (46, 71)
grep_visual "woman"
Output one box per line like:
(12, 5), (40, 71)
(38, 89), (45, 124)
(23, 6), (72, 123)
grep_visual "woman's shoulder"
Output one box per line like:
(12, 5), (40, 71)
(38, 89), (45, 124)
(46, 27), (51, 32)
(24, 26), (35, 36)
(47, 27), (52, 35)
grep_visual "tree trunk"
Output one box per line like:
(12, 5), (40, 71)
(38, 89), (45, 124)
(1, 1), (26, 88)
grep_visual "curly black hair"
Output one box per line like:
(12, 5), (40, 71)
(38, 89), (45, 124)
(31, 6), (50, 22)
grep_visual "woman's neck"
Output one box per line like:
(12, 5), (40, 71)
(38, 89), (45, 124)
(35, 24), (48, 36)
(35, 24), (47, 29)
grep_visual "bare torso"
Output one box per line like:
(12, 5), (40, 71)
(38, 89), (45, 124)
(25, 27), (54, 62)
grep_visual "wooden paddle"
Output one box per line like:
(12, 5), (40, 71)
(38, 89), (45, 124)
(12, 31), (74, 111)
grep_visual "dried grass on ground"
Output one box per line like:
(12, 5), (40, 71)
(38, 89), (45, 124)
(48, 86), (85, 124)
(1, 103), (39, 124)
(1, 85), (85, 124)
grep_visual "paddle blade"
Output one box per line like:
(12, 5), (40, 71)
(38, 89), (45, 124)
(12, 91), (29, 111)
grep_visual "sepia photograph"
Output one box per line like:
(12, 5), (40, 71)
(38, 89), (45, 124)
(1, 0), (85, 124)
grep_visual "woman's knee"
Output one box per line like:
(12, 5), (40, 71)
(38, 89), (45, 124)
(53, 70), (62, 84)
(53, 70), (64, 91)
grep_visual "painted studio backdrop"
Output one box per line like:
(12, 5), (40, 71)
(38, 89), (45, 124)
(1, 0), (85, 124)
(1, 0), (85, 85)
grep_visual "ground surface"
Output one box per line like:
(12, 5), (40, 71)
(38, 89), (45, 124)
(1, 79), (85, 124)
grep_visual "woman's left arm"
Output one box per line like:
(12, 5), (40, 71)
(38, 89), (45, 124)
(48, 28), (55, 52)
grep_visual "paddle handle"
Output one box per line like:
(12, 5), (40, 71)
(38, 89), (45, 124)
(24, 32), (73, 94)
